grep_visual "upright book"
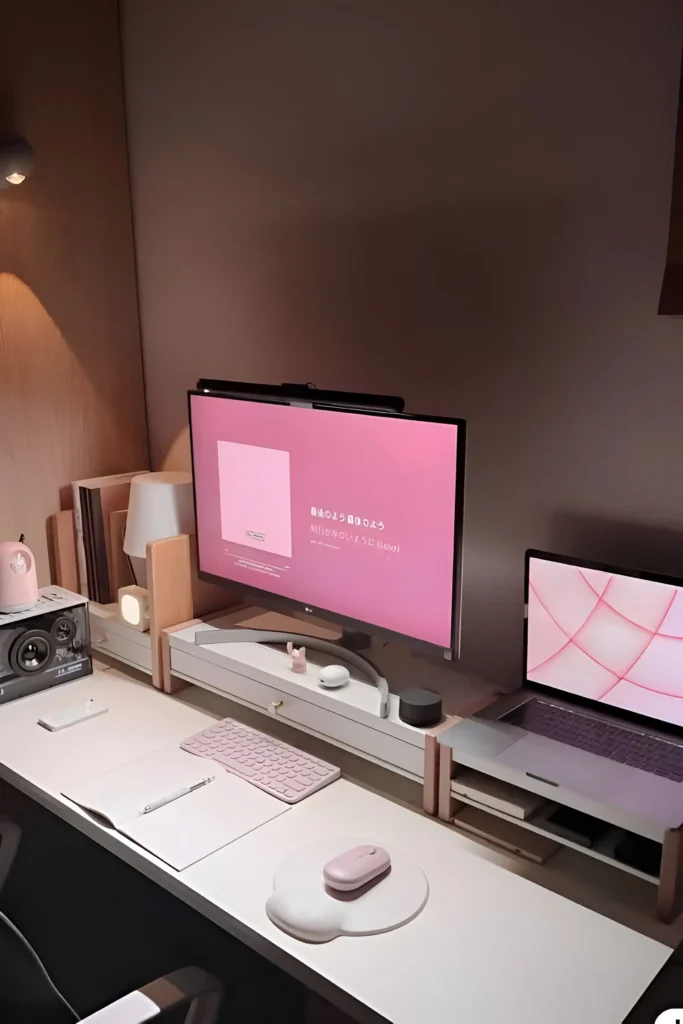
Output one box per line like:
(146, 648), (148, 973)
(72, 471), (147, 602)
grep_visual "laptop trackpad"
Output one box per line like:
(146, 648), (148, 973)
(497, 732), (637, 798)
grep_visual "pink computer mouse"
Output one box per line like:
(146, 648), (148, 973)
(322, 845), (391, 892)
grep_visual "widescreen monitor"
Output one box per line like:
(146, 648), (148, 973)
(189, 387), (466, 657)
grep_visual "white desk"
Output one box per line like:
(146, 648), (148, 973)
(0, 667), (670, 1024)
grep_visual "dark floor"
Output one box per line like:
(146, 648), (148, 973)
(0, 783), (309, 1021)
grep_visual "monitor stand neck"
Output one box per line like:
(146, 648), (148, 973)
(340, 628), (372, 652)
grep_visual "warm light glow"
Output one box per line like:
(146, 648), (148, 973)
(5, 173), (25, 185)
(121, 593), (142, 626)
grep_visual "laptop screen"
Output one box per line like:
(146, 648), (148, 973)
(526, 554), (683, 728)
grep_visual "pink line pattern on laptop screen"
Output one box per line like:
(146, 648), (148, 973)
(527, 557), (683, 727)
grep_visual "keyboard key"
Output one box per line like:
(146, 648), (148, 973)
(214, 753), (256, 776)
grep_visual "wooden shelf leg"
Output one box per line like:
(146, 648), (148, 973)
(437, 741), (468, 823)
(657, 825), (683, 923)
(147, 534), (194, 691)
(423, 717), (459, 816)
(437, 744), (454, 821)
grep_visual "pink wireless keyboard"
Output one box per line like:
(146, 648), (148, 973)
(181, 717), (341, 803)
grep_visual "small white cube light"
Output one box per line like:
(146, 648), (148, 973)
(118, 585), (150, 632)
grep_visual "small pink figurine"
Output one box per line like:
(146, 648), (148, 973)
(287, 642), (307, 674)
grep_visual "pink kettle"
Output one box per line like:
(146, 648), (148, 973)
(0, 538), (39, 613)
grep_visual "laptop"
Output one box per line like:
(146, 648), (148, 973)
(441, 550), (683, 834)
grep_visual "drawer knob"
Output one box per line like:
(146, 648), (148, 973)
(269, 700), (284, 715)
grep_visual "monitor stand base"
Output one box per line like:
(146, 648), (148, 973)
(231, 607), (342, 643)
(229, 608), (372, 653)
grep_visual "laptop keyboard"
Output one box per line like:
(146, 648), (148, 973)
(505, 699), (683, 783)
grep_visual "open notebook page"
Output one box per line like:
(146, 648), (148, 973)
(63, 747), (213, 828)
(63, 746), (289, 870)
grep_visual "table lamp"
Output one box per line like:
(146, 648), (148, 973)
(122, 471), (194, 590)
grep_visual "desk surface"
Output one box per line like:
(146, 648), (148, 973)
(0, 667), (669, 1024)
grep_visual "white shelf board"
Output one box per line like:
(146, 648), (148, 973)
(89, 602), (152, 674)
(451, 785), (659, 885)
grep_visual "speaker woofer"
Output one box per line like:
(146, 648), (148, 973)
(51, 615), (76, 644)
(9, 630), (55, 676)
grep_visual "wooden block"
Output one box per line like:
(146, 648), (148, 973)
(49, 510), (79, 593)
(147, 535), (194, 690)
(108, 509), (133, 595)
(161, 619), (200, 695)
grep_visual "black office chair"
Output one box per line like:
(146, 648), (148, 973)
(0, 816), (223, 1023)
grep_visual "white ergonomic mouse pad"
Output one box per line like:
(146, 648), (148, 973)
(266, 838), (428, 942)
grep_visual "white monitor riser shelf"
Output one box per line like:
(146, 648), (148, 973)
(437, 732), (683, 922)
(89, 602), (430, 782)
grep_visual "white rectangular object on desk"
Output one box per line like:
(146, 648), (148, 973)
(62, 746), (289, 870)
(38, 702), (109, 732)
(453, 770), (547, 819)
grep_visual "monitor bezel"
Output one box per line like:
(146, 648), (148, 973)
(188, 387), (467, 659)
(524, 548), (683, 737)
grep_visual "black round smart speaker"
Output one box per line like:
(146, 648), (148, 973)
(398, 687), (443, 728)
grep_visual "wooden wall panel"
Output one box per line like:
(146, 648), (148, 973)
(0, 0), (148, 583)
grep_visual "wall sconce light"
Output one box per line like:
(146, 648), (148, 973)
(0, 135), (34, 187)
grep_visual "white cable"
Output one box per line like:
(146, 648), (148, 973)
(0, 909), (80, 1021)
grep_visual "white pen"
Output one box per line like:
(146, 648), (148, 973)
(142, 776), (215, 815)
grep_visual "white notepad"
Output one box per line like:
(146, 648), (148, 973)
(63, 747), (289, 870)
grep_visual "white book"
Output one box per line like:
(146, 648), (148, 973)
(453, 770), (546, 820)
(63, 747), (289, 870)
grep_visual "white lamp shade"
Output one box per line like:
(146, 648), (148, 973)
(123, 471), (195, 558)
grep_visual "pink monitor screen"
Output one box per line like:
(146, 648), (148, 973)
(189, 394), (464, 651)
(527, 555), (683, 728)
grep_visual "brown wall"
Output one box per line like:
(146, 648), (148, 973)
(123, 0), (683, 692)
(0, 0), (148, 584)
(660, 58), (683, 312)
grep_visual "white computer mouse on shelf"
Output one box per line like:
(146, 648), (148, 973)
(318, 664), (350, 689)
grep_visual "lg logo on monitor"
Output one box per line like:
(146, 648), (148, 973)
(656, 1012), (683, 1023)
